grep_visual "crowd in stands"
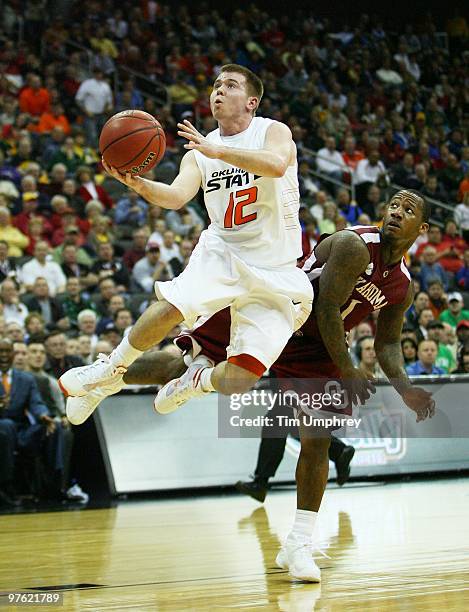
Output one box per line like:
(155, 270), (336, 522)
(0, 2), (467, 507)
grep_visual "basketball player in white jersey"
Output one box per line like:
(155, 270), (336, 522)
(60, 64), (313, 413)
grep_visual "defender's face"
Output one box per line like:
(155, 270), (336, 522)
(210, 72), (255, 120)
(382, 191), (427, 241)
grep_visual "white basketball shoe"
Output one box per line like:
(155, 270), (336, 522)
(66, 375), (126, 425)
(153, 355), (214, 414)
(59, 353), (127, 397)
(275, 535), (322, 582)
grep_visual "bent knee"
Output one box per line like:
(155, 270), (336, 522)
(300, 436), (331, 459)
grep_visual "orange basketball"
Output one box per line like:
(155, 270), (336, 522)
(99, 110), (166, 175)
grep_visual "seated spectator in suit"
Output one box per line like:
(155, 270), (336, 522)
(60, 244), (98, 289)
(21, 241), (67, 296)
(90, 243), (130, 292)
(44, 330), (84, 380)
(58, 277), (94, 329)
(1, 279), (29, 326)
(455, 248), (469, 290)
(0, 239), (20, 283)
(0, 337), (65, 501)
(12, 342), (28, 370)
(415, 307), (434, 343)
(22, 277), (69, 331)
(406, 339), (445, 375)
(27, 341), (87, 502)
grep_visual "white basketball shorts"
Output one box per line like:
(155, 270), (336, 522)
(154, 232), (313, 370)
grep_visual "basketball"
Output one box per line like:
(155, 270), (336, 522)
(99, 110), (166, 175)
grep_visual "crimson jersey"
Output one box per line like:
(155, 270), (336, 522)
(177, 225), (411, 379)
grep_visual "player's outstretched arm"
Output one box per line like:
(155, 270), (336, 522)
(315, 232), (376, 405)
(177, 120), (293, 178)
(102, 151), (201, 210)
(374, 288), (435, 422)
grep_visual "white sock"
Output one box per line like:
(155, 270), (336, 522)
(199, 367), (215, 392)
(109, 336), (143, 368)
(289, 509), (318, 541)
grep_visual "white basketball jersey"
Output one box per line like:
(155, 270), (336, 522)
(193, 117), (301, 268)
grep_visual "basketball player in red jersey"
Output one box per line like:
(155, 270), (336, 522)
(68, 189), (435, 581)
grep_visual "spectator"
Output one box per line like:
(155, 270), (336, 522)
(58, 277), (94, 329)
(44, 330), (83, 379)
(341, 136), (365, 172)
(60, 244), (98, 288)
(96, 294), (127, 334)
(0, 337), (65, 500)
(426, 320), (456, 373)
(315, 136), (346, 183)
(453, 345), (469, 374)
(114, 190), (148, 227)
(439, 219), (467, 274)
(132, 243), (169, 292)
(90, 243), (130, 291)
(12, 341), (28, 370)
(77, 334), (93, 365)
(22, 277), (68, 330)
(318, 202), (338, 234)
(77, 309), (99, 347)
(354, 150), (388, 207)
(92, 277), (117, 317)
(86, 215), (115, 255)
(426, 280), (447, 319)
(1, 279), (29, 325)
(52, 226), (94, 268)
(439, 154), (464, 200)
(114, 308), (133, 336)
(36, 102), (71, 136)
(0, 239), (20, 283)
(401, 337), (418, 367)
(336, 189), (362, 224)
(456, 320), (469, 351)
(21, 240), (67, 296)
(76, 166), (113, 209)
(18, 74), (50, 117)
(439, 292), (469, 329)
(24, 312), (46, 341)
(356, 336), (384, 379)
(27, 341), (87, 502)
(416, 307), (434, 343)
(455, 248), (469, 290)
(5, 322), (25, 343)
(123, 228), (150, 271)
(159, 230), (182, 266)
(454, 192), (469, 243)
(75, 68), (113, 146)
(165, 205), (205, 238)
(419, 246), (448, 291)
(0, 207), (29, 257)
(406, 339), (445, 375)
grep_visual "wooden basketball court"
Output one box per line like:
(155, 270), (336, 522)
(1, 477), (468, 610)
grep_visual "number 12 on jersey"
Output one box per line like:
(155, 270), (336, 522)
(223, 187), (258, 228)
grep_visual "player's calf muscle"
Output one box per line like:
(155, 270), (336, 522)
(124, 352), (186, 385)
(128, 300), (184, 351)
(211, 361), (260, 394)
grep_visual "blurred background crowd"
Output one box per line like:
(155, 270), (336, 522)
(0, 1), (467, 507)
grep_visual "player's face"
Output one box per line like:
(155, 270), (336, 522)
(382, 191), (427, 241)
(210, 72), (256, 120)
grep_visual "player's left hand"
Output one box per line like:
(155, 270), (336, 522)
(402, 387), (435, 422)
(177, 120), (221, 159)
